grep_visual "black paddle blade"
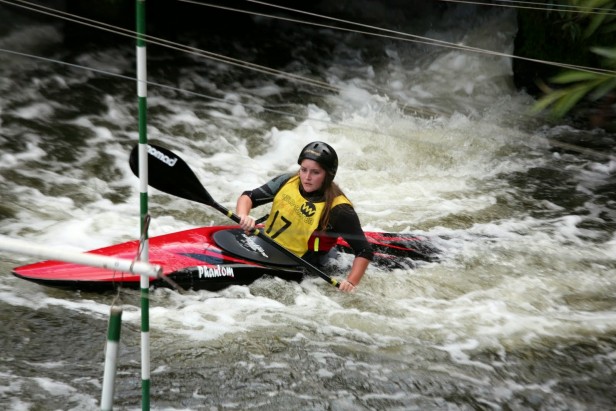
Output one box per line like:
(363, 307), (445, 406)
(128, 143), (338, 288)
(129, 143), (215, 206)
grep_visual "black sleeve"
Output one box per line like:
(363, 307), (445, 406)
(241, 173), (295, 208)
(329, 204), (374, 261)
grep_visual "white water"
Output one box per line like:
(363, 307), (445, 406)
(1, 3), (615, 410)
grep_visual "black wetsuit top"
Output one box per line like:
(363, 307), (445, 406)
(242, 173), (374, 264)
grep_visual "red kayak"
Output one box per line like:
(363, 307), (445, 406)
(12, 226), (439, 292)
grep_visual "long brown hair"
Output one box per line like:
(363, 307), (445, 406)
(318, 172), (349, 231)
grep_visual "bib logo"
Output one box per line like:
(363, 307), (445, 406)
(300, 201), (316, 217)
(148, 145), (177, 167)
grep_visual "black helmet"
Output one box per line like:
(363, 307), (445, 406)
(297, 141), (338, 177)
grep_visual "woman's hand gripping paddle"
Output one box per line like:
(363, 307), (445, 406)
(129, 143), (340, 288)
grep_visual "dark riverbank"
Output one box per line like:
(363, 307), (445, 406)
(4, 0), (615, 132)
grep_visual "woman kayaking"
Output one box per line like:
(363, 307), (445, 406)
(236, 141), (373, 293)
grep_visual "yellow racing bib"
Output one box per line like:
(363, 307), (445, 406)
(264, 175), (350, 256)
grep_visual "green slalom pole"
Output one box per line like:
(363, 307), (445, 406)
(136, 0), (151, 409)
(101, 306), (123, 411)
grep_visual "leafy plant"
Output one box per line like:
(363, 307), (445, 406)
(533, 47), (616, 117)
(532, 0), (616, 118)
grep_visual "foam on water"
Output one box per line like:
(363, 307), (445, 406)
(1, 4), (615, 410)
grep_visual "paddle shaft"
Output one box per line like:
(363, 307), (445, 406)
(129, 144), (340, 288)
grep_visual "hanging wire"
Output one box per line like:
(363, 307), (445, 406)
(0, 0), (613, 152)
(184, 0), (615, 76)
(1, 0), (338, 91)
(1, 0), (613, 132)
(105, 215), (154, 305)
(436, 0), (616, 16)
(133, 214), (187, 293)
(0, 47), (427, 139)
(3, 1), (445, 127)
(3, 0), (614, 81)
(134, 214), (152, 269)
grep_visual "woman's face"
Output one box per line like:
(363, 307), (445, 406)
(299, 159), (326, 193)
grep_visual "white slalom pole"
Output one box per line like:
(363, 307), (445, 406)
(136, 1), (151, 409)
(100, 306), (123, 411)
(0, 236), (161, 278)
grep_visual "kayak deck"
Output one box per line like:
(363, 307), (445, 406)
(12, 226), (439, 292)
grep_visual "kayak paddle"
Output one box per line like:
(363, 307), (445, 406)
(129, 143), (340, 288)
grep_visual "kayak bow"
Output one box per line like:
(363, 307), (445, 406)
(12, 226), (439, 291)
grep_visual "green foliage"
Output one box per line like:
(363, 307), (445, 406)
(532, 69), (614, 118)
(532, 1), (616, 118)
(575, 0), (616, 37)
(545, 0), (615, 39)
(593, 46), (616, 64)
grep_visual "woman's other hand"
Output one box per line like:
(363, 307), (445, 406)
(338, 279), (356, 293)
